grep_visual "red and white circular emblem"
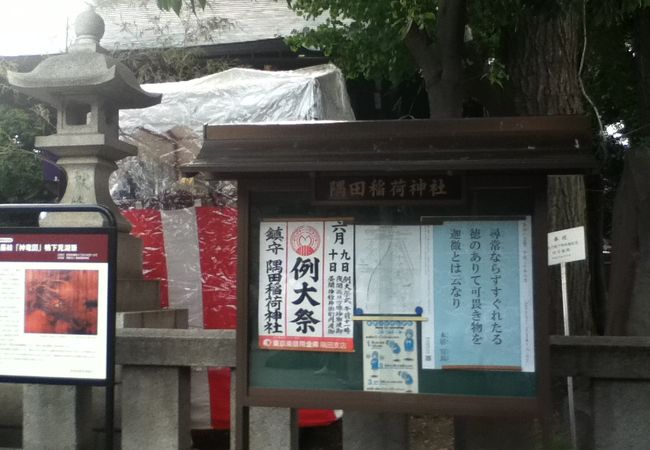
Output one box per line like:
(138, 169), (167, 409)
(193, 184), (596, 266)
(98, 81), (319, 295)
(290, 225), (320, 256)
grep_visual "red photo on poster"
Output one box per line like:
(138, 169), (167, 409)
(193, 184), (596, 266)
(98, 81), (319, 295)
(24, 269), (99, 335)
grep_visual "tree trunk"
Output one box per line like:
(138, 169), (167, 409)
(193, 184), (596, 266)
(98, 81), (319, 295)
(507, 10), (583, 116)
(507, 7), (595, 335)
(634, 8), (650, 128)
(403, 0), (466, 118)
(606, 7), (650, 335)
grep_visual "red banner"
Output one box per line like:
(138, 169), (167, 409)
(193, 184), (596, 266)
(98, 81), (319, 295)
(124, 207), (337, 429)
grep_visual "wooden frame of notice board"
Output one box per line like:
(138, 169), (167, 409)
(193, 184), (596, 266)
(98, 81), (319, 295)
(239, 177), (546, 412)
(181, 116), (597, 449)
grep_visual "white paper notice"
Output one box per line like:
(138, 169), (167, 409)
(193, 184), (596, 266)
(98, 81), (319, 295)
(547, 226), (586, 266)
(258, 220), (355, 352)
(420, 218), (534, 371)
(0, 262), (109, 380)
(363, 320), (418, 393)
(355, 226), (426, 315)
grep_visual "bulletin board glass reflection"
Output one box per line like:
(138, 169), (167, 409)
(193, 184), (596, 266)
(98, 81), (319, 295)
(248, 188), (537, 398)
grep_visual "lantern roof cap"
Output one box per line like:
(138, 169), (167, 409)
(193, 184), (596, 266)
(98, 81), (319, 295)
(7, 6), (161, 109)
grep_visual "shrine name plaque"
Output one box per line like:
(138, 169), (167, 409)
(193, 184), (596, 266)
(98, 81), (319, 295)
(314, 174), (463, 203)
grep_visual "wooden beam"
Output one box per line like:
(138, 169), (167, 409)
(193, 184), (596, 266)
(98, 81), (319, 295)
(550, 335), (650, 379)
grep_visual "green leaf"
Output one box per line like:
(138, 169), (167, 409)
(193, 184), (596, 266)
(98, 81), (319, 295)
(172, 0), (182, 15)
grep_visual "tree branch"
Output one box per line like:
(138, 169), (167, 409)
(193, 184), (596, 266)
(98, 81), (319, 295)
(403, 24), (440, 82)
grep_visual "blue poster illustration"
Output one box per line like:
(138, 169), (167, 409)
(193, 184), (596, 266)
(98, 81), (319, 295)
(363, 320), (419, 393)
(423, 219), (534, 371)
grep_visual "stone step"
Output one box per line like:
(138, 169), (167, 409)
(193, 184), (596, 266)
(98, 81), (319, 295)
(117, 309), (188, 330)
(116, 234), (144, 280)
(116, 279), (161, 312)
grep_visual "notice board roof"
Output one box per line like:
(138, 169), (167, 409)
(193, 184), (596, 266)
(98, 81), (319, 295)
(182, 116), (596, 177)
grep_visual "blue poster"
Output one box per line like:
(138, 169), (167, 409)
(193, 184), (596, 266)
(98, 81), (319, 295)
(427, 220), (531, 370)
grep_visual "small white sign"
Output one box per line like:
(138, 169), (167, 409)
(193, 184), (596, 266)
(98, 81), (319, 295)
(362, 320), (418, 393)
(548, 226), (586, 266)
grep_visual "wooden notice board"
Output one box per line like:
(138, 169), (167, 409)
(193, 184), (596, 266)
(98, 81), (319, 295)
(181, 117), (596, 438)
(242, 177), (545, 416)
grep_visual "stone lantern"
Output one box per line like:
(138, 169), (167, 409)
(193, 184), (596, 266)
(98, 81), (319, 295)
(7, 6), (161, 236)
(6, 8), (175, 449)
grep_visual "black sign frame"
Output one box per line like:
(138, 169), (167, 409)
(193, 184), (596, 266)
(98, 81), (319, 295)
(0, 204), (117, 449)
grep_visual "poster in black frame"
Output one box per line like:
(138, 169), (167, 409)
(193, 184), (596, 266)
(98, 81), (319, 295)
(0, 204), (117, 386)
(0, 204), (118, 448)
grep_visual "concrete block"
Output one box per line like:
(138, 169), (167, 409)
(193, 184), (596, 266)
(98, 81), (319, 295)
(116, 279), (161, 312)
(91, 385), (121, 431)
(250, 407), (298, 450)
(343, 412), (407, 450)
(116, 234), (143, 280)
(0, 426), (21, 449)
(92, 429), (122, 450)
(23, 384), (93, 450)
(454, 417), (535, 450)
(121, 366), (190, 450)
(115, 328), (235, 367)
(116, 309), (188, 329)
(230, 370), (236, 450)
(0, 385), (21, 448)
(0, 385), (22, 427)
(87, 309), (187, 448)
(593, 380), (650, 450)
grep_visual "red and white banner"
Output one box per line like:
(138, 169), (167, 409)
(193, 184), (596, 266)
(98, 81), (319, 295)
(123, 207), (338, 429)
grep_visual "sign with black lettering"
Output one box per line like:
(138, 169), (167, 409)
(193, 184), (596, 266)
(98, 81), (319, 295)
(315, 175), (463, 202)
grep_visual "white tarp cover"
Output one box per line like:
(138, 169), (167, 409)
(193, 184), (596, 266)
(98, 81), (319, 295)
(119, 63), (355, 134)
(111, 63), (354, 205)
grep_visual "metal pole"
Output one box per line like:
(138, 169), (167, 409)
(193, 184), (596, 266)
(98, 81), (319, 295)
(105, 383), (114, 449)
(561, 262), (578, 450)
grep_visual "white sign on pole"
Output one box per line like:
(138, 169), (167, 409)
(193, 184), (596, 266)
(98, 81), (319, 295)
(547, 225), (586, 450)
(547, 226), (586, 266)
